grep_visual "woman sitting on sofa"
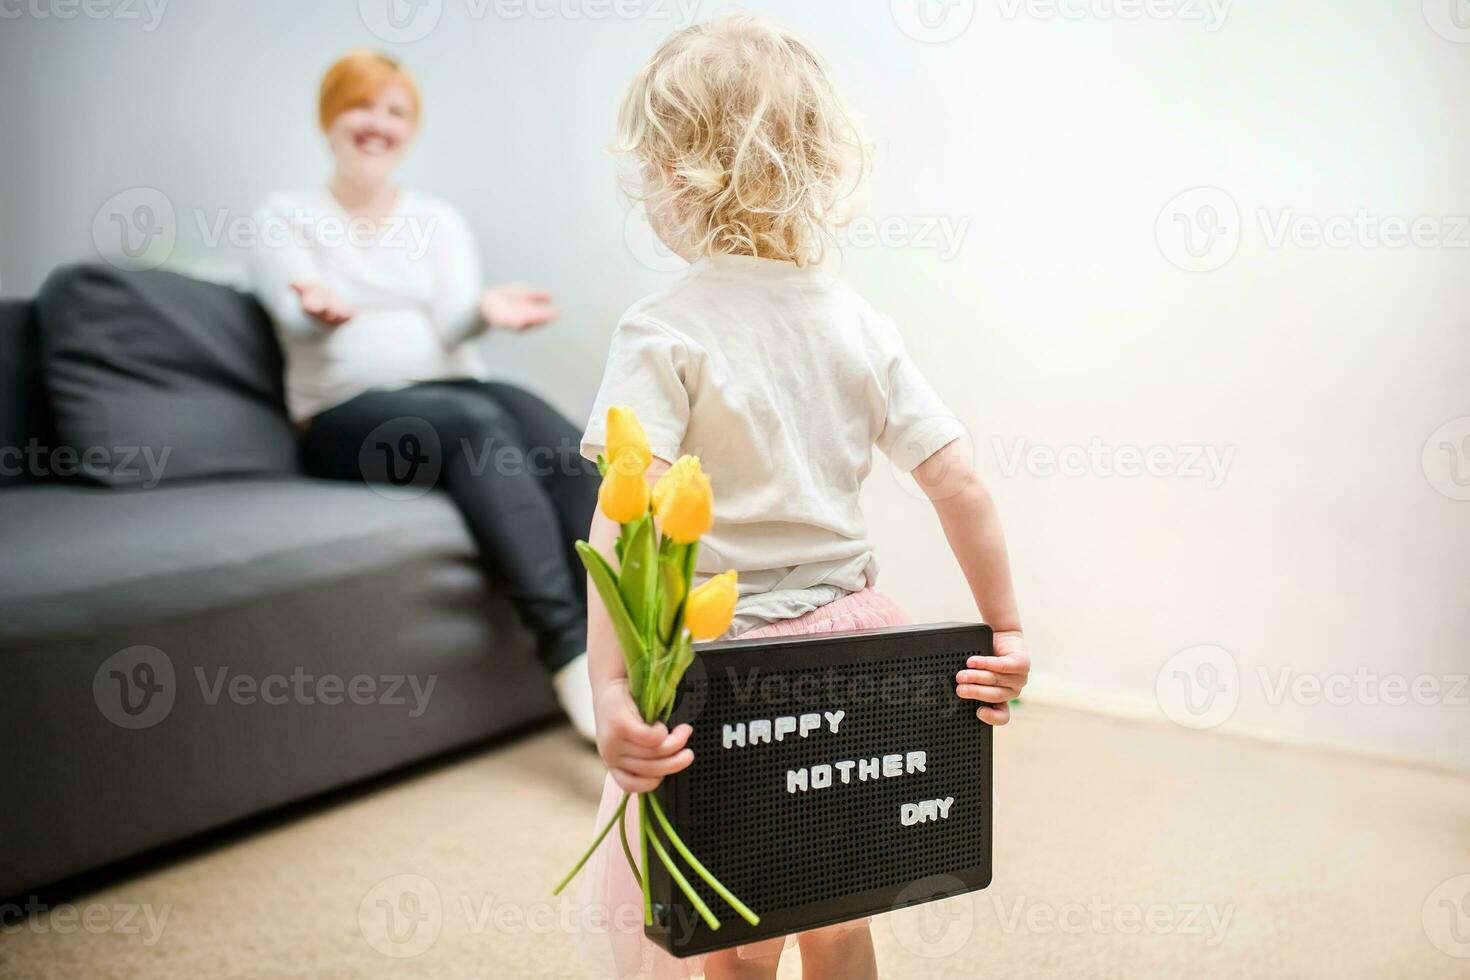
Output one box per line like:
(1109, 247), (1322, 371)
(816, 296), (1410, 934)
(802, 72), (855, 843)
(248, 50), (597, 738)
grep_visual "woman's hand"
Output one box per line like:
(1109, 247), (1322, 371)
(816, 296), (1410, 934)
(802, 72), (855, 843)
(955, 630), (1030, 726)
(595, 678), (693, 793)
(480, 283), (559, 331)
(290, 281), (354, 328)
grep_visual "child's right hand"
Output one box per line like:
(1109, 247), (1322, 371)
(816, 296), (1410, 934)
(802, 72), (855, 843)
(594, 679), (693, 794)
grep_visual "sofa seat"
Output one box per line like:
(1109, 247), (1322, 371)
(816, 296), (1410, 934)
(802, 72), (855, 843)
(0, 477), (483, 643)
(0, 478), (558, 897)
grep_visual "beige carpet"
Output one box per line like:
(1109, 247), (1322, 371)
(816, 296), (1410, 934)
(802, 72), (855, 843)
(4, 704), (1467, 979)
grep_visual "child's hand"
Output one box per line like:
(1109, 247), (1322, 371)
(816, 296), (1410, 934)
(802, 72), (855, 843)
(955, 630), (1030, 726)
(594, 679), (694, 793)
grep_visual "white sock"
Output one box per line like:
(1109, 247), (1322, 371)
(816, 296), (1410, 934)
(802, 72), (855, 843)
(552, 652), (596, 743)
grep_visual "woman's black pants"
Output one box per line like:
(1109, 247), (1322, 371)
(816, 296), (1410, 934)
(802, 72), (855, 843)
(300, 380), (599, 671)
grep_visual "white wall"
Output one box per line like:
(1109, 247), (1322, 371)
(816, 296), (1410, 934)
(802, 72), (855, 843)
(2, 0), (1466, 768)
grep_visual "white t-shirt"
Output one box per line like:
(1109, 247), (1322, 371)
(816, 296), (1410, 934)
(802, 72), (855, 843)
(248, 188), (487, 420)
(582, 254), (965, 629)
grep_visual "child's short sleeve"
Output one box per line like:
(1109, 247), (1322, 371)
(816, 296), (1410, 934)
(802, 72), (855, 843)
(581, 316), (693, 463)
(874, 328), (968, 473)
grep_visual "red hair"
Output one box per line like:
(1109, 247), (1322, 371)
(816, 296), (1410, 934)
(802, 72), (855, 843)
(318, 50), (420, 131)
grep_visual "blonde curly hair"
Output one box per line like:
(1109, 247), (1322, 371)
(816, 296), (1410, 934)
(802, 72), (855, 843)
(615, 15), (866, 267)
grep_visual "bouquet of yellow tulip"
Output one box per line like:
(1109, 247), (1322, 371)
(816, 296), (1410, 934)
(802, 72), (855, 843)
(553, 406), (759, 932)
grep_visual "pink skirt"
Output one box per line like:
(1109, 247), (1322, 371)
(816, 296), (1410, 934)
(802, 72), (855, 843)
(576, 588), (910, 979)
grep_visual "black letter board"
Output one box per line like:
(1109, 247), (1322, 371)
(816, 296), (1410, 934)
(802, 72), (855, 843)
(647, 622), (993, 956)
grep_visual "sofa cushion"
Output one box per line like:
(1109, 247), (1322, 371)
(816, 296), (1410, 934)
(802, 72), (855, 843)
(36, 264), (298, 487)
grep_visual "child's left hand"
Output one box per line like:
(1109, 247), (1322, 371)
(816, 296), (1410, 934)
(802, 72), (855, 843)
(955, 630), (1030, 726)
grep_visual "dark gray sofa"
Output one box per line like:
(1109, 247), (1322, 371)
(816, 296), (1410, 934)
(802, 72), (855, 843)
(0, 265), (560, 900)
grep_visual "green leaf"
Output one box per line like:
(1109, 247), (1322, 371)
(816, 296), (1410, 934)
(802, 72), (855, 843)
(619, 516), (660, 646)
(576, 541), (648, 692)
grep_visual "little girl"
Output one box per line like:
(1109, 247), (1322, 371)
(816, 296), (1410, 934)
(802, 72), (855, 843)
(578, 16), (1030, 980)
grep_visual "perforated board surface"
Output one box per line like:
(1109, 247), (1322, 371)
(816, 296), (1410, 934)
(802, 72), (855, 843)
(648, 622), (993, 956)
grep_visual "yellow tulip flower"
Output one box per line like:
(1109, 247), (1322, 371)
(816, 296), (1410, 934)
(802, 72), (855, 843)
(653, 455), (713, 544)
(598, 457), (650, 523)
(685, 570), (738, 640)
(605, 405), (651, 474)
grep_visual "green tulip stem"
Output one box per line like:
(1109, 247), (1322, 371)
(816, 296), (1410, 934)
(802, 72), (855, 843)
(638, 795), (653, 926)
(618, 796), (641, 891)
(645, 816), (721, 931)
(646, 794), (760, 926)
(553, 793), (628, 895)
